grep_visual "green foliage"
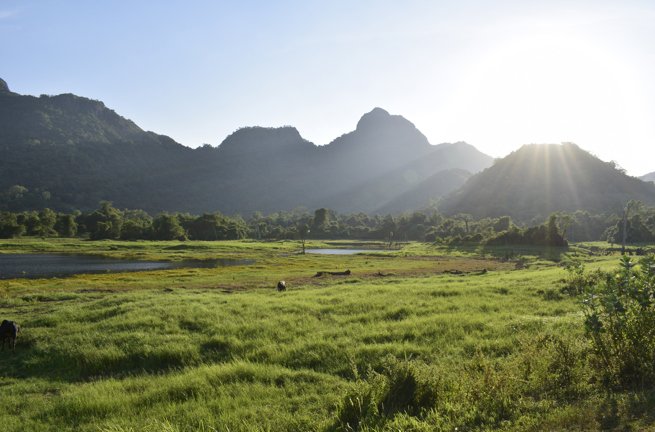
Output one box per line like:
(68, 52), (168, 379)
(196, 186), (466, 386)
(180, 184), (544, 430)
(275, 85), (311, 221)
(485, 213), (567, 247)
(87, 201), (123, 240)
(55, 213), (77, 237)
(559, 261), (606, 296)
(579, 255), (655, 387)
(0, 211), (24, 238)
(37, 208), (58, 237)
(150, 213), (185, 240)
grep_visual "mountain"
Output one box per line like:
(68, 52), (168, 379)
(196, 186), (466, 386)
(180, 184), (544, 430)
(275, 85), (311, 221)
(641, 172), (655, 183)
(176, 109), (493, 216)
(374, 168), (472, 215)
(319, 142), (491, 214)
(439, 143), (655, 221)
(0, 79), (494, 215)
(0, 80), (198, 213)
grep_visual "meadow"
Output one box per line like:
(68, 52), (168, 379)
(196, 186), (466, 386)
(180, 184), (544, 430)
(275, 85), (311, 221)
(0, 239), (653, 431)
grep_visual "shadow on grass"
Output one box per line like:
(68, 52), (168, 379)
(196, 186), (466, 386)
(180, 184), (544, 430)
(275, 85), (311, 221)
(596, 392), (655, 431)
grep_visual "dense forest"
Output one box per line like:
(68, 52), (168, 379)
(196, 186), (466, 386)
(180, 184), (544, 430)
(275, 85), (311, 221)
(3, 200), (655, 249)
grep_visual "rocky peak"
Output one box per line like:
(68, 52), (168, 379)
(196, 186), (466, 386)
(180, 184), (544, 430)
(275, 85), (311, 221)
(0, 78), (10, 93)
(355, 107), (391, 130)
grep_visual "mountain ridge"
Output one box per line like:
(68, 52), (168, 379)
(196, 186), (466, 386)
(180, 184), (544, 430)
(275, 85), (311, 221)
(0, 80), (491, 215)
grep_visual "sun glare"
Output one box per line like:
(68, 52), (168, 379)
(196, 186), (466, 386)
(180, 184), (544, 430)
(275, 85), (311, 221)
(437, 16), (647, 162)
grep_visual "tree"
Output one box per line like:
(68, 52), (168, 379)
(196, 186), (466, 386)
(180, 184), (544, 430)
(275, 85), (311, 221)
(37, 208), (58, 237)
(55, 213), (77, 237)
(493, 216), (511, 233)
(151, 213), (185, 240)
(546, 213), (566, 247)
(454, 214), (474, 235)
(0, 212), (24, 238)
(297, 223), (310, 254)
(7, 185), (28, 197)
(619, 200), (641, 255)
(313, 208), (329, 230)
(88, 201), (123, 240)
(559, 214), (572, 240)
(24, 213), (42, 236)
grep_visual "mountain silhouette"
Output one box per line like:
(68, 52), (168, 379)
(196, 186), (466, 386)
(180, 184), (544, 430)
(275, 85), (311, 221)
(0, 81), (493, 215)
(439, 143), (655, 221)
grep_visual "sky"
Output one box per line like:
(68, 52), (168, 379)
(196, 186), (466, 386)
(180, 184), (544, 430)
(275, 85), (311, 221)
(2, 0), (655, 176)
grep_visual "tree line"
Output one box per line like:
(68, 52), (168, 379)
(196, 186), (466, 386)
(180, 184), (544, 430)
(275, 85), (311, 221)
(1, 201), (655, 247)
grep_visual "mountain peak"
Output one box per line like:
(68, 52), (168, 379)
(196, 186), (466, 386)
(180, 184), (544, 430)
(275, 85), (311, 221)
(356, 107), (392, 130)
(217, 126), (313, 155)
(0, 78), (10, 93)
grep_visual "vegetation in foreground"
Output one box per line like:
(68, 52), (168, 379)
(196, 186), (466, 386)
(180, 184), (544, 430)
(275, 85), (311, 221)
(0, 240), (653, 431)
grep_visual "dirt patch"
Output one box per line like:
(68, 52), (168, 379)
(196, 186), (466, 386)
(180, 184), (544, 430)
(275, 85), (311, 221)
(279, 257), (517, 289)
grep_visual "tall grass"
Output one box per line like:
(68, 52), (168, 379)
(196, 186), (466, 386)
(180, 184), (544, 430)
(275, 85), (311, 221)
(0, 243), (653, 430)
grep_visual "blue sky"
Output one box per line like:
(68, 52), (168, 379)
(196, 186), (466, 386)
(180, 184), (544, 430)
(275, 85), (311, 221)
(2, 0), (655, 176)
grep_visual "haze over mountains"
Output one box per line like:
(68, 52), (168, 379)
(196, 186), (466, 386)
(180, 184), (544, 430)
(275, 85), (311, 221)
(642, 172), (655, 183)
(440, 143), (655, 220)
(0, 79), (493, 216)
(2, 77), (654, 221)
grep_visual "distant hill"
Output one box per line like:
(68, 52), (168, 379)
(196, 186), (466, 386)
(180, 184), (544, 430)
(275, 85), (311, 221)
(641, 172), (655, 183)
(320, 143), (490, 214)
(374, 168), (472, 215)
(0, 80), (493, 215)
(0, 81), (197, 213)
(439, 143), (655, 221)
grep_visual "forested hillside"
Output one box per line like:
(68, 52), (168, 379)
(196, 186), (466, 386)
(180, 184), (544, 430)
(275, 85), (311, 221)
(439, 142), (655, 222)
(0, 80), (493, 215)
(0, 78), (198, 213)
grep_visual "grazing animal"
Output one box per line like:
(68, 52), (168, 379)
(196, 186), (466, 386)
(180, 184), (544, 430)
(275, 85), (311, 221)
(0, 320), (20, 354)
(277, 281), (287, 292)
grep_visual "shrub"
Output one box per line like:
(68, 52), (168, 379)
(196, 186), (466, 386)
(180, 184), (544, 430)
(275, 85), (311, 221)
(579, 255), (655, 387)
(559, 261), (606, 296)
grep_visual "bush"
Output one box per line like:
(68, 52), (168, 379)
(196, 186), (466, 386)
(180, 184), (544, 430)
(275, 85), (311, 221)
(579, 255), (655, 387)
(559, 261), (606, 296)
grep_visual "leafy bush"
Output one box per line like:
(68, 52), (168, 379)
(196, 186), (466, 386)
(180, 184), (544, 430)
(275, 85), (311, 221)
(579, 255), (655, 387)
(559, 261), (606, 296)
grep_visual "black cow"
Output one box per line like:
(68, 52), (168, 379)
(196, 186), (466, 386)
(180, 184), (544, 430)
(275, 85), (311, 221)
(0, 320), (20, 354)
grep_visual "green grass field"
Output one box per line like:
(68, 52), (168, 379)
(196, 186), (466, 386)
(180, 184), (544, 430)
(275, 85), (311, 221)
(0, 239), (652, 431)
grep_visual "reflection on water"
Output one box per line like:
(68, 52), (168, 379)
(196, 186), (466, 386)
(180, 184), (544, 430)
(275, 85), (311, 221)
(0, 254), (253, 280)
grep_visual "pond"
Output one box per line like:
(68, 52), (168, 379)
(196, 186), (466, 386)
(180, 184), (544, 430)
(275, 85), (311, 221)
(0, 254), (254, 280)
(303, 249), (389, 255)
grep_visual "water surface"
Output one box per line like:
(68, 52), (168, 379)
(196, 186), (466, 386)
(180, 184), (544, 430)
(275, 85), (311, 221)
(0, 254), (253, 280)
